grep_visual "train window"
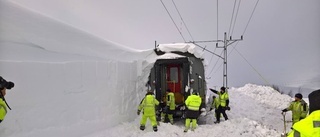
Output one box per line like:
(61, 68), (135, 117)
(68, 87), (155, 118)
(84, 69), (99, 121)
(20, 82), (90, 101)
(170, 67), (178, 83)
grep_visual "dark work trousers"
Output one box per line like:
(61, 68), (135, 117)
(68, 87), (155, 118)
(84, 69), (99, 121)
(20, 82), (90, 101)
(216, 105), (228, 121)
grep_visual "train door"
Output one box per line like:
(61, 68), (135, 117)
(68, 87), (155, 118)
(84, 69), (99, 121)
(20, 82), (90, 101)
(166, 64), (184, 104)
(166, 64), (181, 93)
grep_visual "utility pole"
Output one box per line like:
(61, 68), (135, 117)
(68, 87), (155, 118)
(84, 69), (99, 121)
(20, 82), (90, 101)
(216, 32), (243, 88)
(189, 32), (243, 88)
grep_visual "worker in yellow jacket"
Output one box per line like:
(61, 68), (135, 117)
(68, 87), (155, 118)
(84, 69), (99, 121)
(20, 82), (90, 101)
(210, 87), (229, 123)
(210, 95), (220, 120)
(137, 91), (159, 132)
(161, 89), (175, 124)
(184, 91), (202, 132)
(0, 88), (7, 123)
(287, 89), (320, 137)
(0, 76), (14, 123)
(282, 93), (309, 125)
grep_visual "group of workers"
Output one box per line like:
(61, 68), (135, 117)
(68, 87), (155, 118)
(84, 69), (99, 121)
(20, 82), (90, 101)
(137, 86), (229, 132)
(281, 90), (320, 137)
(137, 86), (320, 136)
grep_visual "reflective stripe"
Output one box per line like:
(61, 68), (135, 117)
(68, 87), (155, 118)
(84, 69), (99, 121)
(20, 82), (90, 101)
(294, 131), (300, 137)
(188, 105), (200, 111)
(314, 121), (320, 128)
(144, 96), (155, 108)
(219, 92), (228, 106)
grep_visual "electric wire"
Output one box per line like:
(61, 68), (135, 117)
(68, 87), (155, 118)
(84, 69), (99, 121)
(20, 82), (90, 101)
(171, 0), (194, 41)
(227, 0), (267, 85)
(231, 0), (241, 36)
(209, 0), (264, 85)
(216, 0), (219, 40)
(208, 50), (224, 76)
(228, 0), (237, 37)
(242, 0), (260, 35)
(228, 42), (270, 85)
(160, 0), (186, 42)
(207, 0), (220, 76)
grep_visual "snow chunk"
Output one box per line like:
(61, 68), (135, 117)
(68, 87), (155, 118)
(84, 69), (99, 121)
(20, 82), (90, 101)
(157, 43), (203, 58)
(235, 84), (292, 109)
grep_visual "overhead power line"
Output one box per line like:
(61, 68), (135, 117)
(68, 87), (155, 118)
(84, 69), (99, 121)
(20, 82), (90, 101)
(160, 0), (186, 42)
(242, 0), (260, 35)
(231, 0), (241, 36)
(228, 0), (237, 37)
(216, 0), (219, 40)
(229, 43), (270, 85)
(171, 0), (194, 41)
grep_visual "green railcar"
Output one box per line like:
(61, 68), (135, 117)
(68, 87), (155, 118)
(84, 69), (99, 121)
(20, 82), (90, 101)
(148, 44), (207, 121)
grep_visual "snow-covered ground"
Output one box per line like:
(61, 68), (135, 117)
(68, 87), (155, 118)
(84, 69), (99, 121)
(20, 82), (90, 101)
(82, 84), (298, 137)
(0, 0), (314, 137)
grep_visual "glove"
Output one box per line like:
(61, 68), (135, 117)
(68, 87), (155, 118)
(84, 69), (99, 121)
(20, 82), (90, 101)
(137, 110), (141, 115)
(210, 108), (213, 111)
(180, 105), (186, 110)
(156, 110), (160, 115)
(225, 106), (230, 111)
(282, 109), (288, 112)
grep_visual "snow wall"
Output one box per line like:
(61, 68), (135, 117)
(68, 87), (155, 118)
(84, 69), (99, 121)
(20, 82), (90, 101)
(0, 60), (153, 137)
(0, 0), (156, 136)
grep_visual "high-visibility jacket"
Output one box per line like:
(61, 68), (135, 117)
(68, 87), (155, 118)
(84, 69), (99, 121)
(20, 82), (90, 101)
(185, 95), (202, 111)
(287, 110), (320, 137)
(218, 92), (229, 107)
(211, 97), (220, 110)
(138, 95), (159, 116)
(166, 92), (175, 110)
(286, 100), (309, 124)
(0, 98), (7, 122)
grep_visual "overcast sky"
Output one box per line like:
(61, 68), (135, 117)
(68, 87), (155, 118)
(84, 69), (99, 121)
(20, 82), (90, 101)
(8, 0), (320, 89)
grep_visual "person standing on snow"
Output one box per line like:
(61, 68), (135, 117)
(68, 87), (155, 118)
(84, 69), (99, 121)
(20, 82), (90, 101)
(0, 88), (8, 123)
(209, 86), (229, 123)
(286, 89), (320, 137)
(282, 93), (308, 125)
(137, 91), (159, 132)
(161, 89), (175, 124)
(0, 76), (14, 123)
(184, 90), (202, 132)
(210, 95), (220, 121)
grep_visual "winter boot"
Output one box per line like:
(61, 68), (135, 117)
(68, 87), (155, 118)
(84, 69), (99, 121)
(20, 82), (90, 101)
(214, 120), (220, 124)
(140, 125), (145, 131)
(153, 126), (158, 132)
(184, 127), (189, 132)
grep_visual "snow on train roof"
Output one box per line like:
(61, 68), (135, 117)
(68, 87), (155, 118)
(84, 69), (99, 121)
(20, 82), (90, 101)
(157, 43), (203, 59)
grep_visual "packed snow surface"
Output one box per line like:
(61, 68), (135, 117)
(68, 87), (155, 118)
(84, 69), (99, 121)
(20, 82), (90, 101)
(0, 0), (310, 137)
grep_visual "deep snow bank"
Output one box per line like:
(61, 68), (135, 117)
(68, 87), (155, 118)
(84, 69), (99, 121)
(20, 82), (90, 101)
(0, 0), (157, 136)
(83, 84), (296, 137)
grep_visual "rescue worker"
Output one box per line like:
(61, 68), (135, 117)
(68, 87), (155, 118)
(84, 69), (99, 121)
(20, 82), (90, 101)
(0, 76), (14, 123)
(0, 88), (7, 123)
(184, 90), (202, 132)
(210, 95), (220, 121)
(209, 86), (229, 123)
(282, 93), (308, 125)
(287, 89), (320, 137)
(137, 91), (160, 132)
(161, 89), (175, 124)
